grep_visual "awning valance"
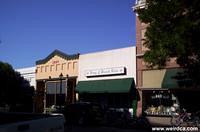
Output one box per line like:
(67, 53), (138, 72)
(76, 78), (135, 93)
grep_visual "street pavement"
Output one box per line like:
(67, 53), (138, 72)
(65, 126), (149, 132)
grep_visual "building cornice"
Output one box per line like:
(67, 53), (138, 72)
(133, 0), (146, 10)
(36, 49), (79, 65)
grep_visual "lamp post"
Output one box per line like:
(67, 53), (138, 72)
(59, 73), (63, 109)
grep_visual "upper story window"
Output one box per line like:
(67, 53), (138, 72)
(141, 29), (148, 52)
(45, 66), (49, 72)
(141, 29), (146, 39)
(62, 63), (66, 70)
(141, 22), (146, 26)
(36, 67), (40, 73)
(41, 66), (44, 73)
(56, 64), (61, 71)
(68, 62), (72, 70)
(50, 65), (54, 72)
(73, 62), (77, 70)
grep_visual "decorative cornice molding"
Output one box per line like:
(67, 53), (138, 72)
(36, 49), (79, 65)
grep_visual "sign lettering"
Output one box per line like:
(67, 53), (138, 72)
(52, 60), (59, 64)
(85, 67), (126, 77)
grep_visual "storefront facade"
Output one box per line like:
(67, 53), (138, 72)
(133, 0), (200, 125)
(35, 50), (79, 113)
(133, 1), (183, 119)
(76, 46), (137, 115)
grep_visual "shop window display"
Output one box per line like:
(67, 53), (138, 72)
(143, 90), (180, 116)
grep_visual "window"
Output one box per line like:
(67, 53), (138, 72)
(141, 22), (146, 26)
(62, 63), (66, 70)
(56, 64), (60, 71)
(141, 29), (146, 39)
(46, 81), (67, 107)
(50, 65), (54, 72)
(45, 66), (49, 72)
(73, 62), (77, 70)
(68, 62), (71, 70)
(141, 29), (148, 51)
(143, 90), (179, 116)
(37, 67), (40, 73)
(41, 66), (44, 72)
(142, 60), (148, 66)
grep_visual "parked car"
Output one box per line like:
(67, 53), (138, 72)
(50, 105), (65, 113)
(63, 102), (104, 126)
(0, 112), (65, 132)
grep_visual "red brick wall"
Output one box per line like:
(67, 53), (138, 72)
(136, 16), (148, 88)
(135, 16), (179, 88)
(135, 15), (180, 117)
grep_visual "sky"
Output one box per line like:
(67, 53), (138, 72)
(0, 0), (136, 69)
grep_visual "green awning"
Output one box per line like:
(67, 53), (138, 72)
(76, 78), (135, 93)
(162, 68), (183, 88)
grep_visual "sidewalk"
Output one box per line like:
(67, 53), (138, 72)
(65, 126), (149, 132)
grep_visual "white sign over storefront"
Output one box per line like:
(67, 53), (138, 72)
(85, 67), (126, 77)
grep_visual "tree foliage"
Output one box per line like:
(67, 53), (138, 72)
(136, 0), (200, 86)
(0, 61), (34, 112)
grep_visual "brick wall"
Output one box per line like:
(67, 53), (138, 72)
(135, 14), (180, 117)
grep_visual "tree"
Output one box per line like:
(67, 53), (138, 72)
(136, 0), (200, 87)
(0, 61), (34, 112)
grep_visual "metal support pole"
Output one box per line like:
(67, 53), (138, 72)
(59, 78), (62, 109)
(59, 73), (63, 110)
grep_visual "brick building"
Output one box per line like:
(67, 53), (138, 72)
(133, 0), (200, 125)
(133, 0), (180, 117)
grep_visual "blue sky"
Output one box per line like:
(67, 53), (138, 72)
(0, 0), (136, 69)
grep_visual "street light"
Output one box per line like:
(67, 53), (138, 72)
(43, 80), (47, 113)
(59, 73), (63, 109)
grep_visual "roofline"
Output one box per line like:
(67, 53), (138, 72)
(80, 46), (136, 56)
(36, 49), (80, 65)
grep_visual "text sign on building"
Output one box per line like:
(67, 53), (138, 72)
(52, 60), (59, 64)
(85, 67), (126, 77)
